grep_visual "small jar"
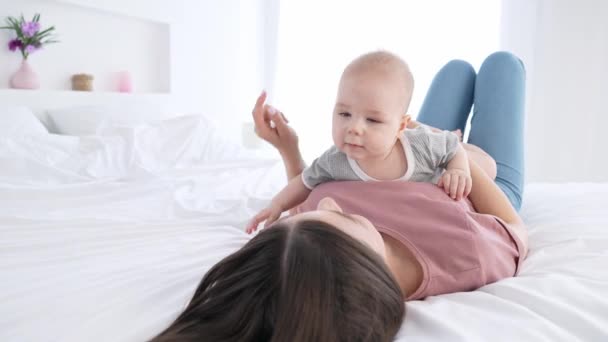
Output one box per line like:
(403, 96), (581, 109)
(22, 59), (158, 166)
(71, 74), (94, 91)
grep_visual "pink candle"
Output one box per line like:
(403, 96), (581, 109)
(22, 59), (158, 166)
(117, 71), (133, 93)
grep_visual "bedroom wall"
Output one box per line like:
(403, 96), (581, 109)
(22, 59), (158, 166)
(501, 0), (608, 183)
(0, 0), (268, 139)
(5, 1), (606, 182)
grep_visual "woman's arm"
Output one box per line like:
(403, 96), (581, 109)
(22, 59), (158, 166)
(467, 156), (528, 255)
(251, 91), (307, 215)
(468, 157), (521, 225)
(251, 91), (306, 181)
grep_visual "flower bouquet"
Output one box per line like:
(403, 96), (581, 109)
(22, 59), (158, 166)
(1, 14), (58, 89)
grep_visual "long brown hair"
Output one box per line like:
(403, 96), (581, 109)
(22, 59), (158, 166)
(149, 219), (405, 342)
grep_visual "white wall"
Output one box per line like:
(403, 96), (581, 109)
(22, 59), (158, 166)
(172, 0), (267, 128)
(501, 0), (608, 182)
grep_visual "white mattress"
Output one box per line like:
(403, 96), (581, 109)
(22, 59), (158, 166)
(1, 116), (607, 341)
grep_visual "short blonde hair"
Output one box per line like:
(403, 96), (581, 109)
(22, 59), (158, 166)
(342, 50), (414, 113)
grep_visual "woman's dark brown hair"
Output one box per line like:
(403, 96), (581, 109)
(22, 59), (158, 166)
(149, 219), (405, 342)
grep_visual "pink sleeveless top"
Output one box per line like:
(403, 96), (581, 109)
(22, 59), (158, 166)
(297, 181), (525, 300)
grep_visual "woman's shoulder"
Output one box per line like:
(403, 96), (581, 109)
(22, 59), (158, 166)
(309, 182), (469, 219)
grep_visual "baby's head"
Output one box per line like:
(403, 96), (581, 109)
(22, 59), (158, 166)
(333, 50), (414, 161)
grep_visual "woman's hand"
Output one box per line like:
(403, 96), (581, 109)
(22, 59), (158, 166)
(252, 90), (299, 155)
(246, 202), (283, 234)
(437, 168), (472, 201)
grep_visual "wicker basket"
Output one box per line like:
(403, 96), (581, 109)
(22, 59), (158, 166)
(71, 74), (94, 91)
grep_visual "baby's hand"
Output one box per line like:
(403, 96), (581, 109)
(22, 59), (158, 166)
(437, 168), (472, 201)
(452, 129), (463, 141)
(246, 202), (283, 234)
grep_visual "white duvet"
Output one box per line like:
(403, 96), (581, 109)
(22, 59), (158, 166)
(1, 115), (607, 342)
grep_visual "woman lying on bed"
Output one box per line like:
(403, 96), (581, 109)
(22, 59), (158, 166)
(150, 51), (528, 342)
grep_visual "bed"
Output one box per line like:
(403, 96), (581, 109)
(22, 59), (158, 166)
(1, 103), (607, 342)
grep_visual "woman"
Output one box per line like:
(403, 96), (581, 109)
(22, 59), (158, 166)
(150, 51), (528, 342)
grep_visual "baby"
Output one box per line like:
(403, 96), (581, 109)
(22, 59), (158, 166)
(247, 50), (471, 233)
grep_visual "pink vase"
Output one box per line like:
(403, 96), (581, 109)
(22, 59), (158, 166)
(10, 60), (40, 90)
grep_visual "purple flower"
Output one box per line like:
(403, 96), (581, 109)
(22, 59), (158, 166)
(21, 21), (41, 37)
(8, 39), (23, 52)
(24, 44), (37, 54)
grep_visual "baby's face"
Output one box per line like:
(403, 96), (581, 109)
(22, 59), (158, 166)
(333, 70), (408, 161)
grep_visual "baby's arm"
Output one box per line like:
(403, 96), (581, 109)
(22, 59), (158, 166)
(438, 143), (472, 201)
(246, 176), (311, 234)
(446, 145), (470, 174)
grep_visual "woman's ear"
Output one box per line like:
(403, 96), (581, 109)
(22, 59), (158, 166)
(317, 197), (343, 212)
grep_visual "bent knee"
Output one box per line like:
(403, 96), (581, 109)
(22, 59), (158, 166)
(482, 51), (526, 75)
(463, 143), (497, 180)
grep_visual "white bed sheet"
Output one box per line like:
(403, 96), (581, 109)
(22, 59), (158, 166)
(1, 118), (607, 341)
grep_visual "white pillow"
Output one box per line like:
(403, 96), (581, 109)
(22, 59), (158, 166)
(0, 105), (48, 136)
(46, 104), (175, 135)
(98, 114), (251, 171)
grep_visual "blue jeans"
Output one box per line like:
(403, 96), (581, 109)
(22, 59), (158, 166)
(417, 51), (526, 211)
